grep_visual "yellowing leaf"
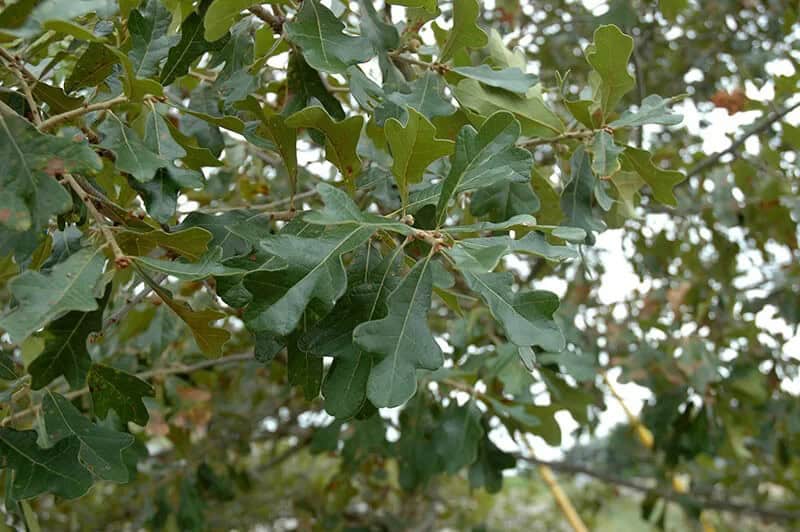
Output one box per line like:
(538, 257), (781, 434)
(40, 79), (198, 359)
(139, 268), (230, 357)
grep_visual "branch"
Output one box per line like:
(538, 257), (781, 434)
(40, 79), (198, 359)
(38, 94), (129, 131)
(517, 434), (588, 532)
(248, 5), (284, 33)
(0, 353), (254, 427)
(601, 371), (654, 449)
(388, 50), (448, 73)
(685, 100), (800, 179)
(257, 431), (313, 472)
(63, 174), (130, 269)
(517, 455), (800, 523)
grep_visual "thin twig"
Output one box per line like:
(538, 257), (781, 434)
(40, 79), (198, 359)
(0, 353), (254, 426)
(103, 273), (168, 329)
(63, 174), (130, 269)
(0, 49), (41, 125)
(190, 189), (319, 213)
(38, 94), (129, 131)
(685, 99), (800, 179)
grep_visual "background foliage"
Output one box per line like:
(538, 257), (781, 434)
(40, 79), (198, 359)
(0, 0), (799, 530)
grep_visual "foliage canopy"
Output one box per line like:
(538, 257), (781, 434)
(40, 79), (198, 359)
(0, 0), (799, 529)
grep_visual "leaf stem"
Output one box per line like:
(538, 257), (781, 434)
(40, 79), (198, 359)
(684, 99), (800, 179)
(38, 94), (129, 131)
(63, 174), (130, 269)
(520, 129), (595, 148)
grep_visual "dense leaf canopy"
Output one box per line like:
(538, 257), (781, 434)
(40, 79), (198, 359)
(0, 0), (799, 530)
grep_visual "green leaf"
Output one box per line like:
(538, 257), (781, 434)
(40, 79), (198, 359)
(470, 181), (540, 222)
(99, 112), (165, 182)
(0, 428), (92, 500)
(620, 146), (686, 207)
(288, 337), (323, 401)
(385, 108), (454, 207)
(560, 145), (605, 245)
(4, 0), (115, 38)
(305, 183), (413, 234)
(142, 108), (203, 185)
(301, 246), (404, 418)
(354, 256), (443, 407)
(28, 287), (109, 390)
(378, 72), (456, 124)
(463, 271), (565, 351)
(284, 51), (345, 120)
(0, 352), (19, 380)
(0, 109), (100, 232)
(285, 106), (364, 186)
(660, 0), (689, 21)
(610, 170), (645, 214)
(438, 0), (488, 63)
(177, 475), (205, 531)
(104, 45), (166, 102)
(531, 170), (564, 226)
(176, 210), (260, 257)
(358, 0), (399, 52)
(161, 11), (229, 85)
(0, 247), (105, 343)
(65, 42), (118, 92)
(134, 248), (246, 281)
(485, 28), (526, 69)
(116, 227), (212, 261)
(609, 94), (684, 128)
(443, 214), (537, 235)
(452, 65), (537, 94)
(204, 0), (253, 42)
(387, 0), (438, 13)
(469, 434), (515, 493)
(131, 170), (179, 223)
(138, 268), (230, 357)
(437, 112), (532, 225)
(256, 110), (297, 185)
(129, 0), (180, 79)
(586, 25), (635, 118)
(589, 130), (624, 178)
(454, 80), (564, 138)
(41, 391), (135, 483)
(434, 400), (483, 473)
(244, 226), (375, 336)
(448, 232), (577, 272)
(88, 364), (155, 426)
(285, 0), (374, 74)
